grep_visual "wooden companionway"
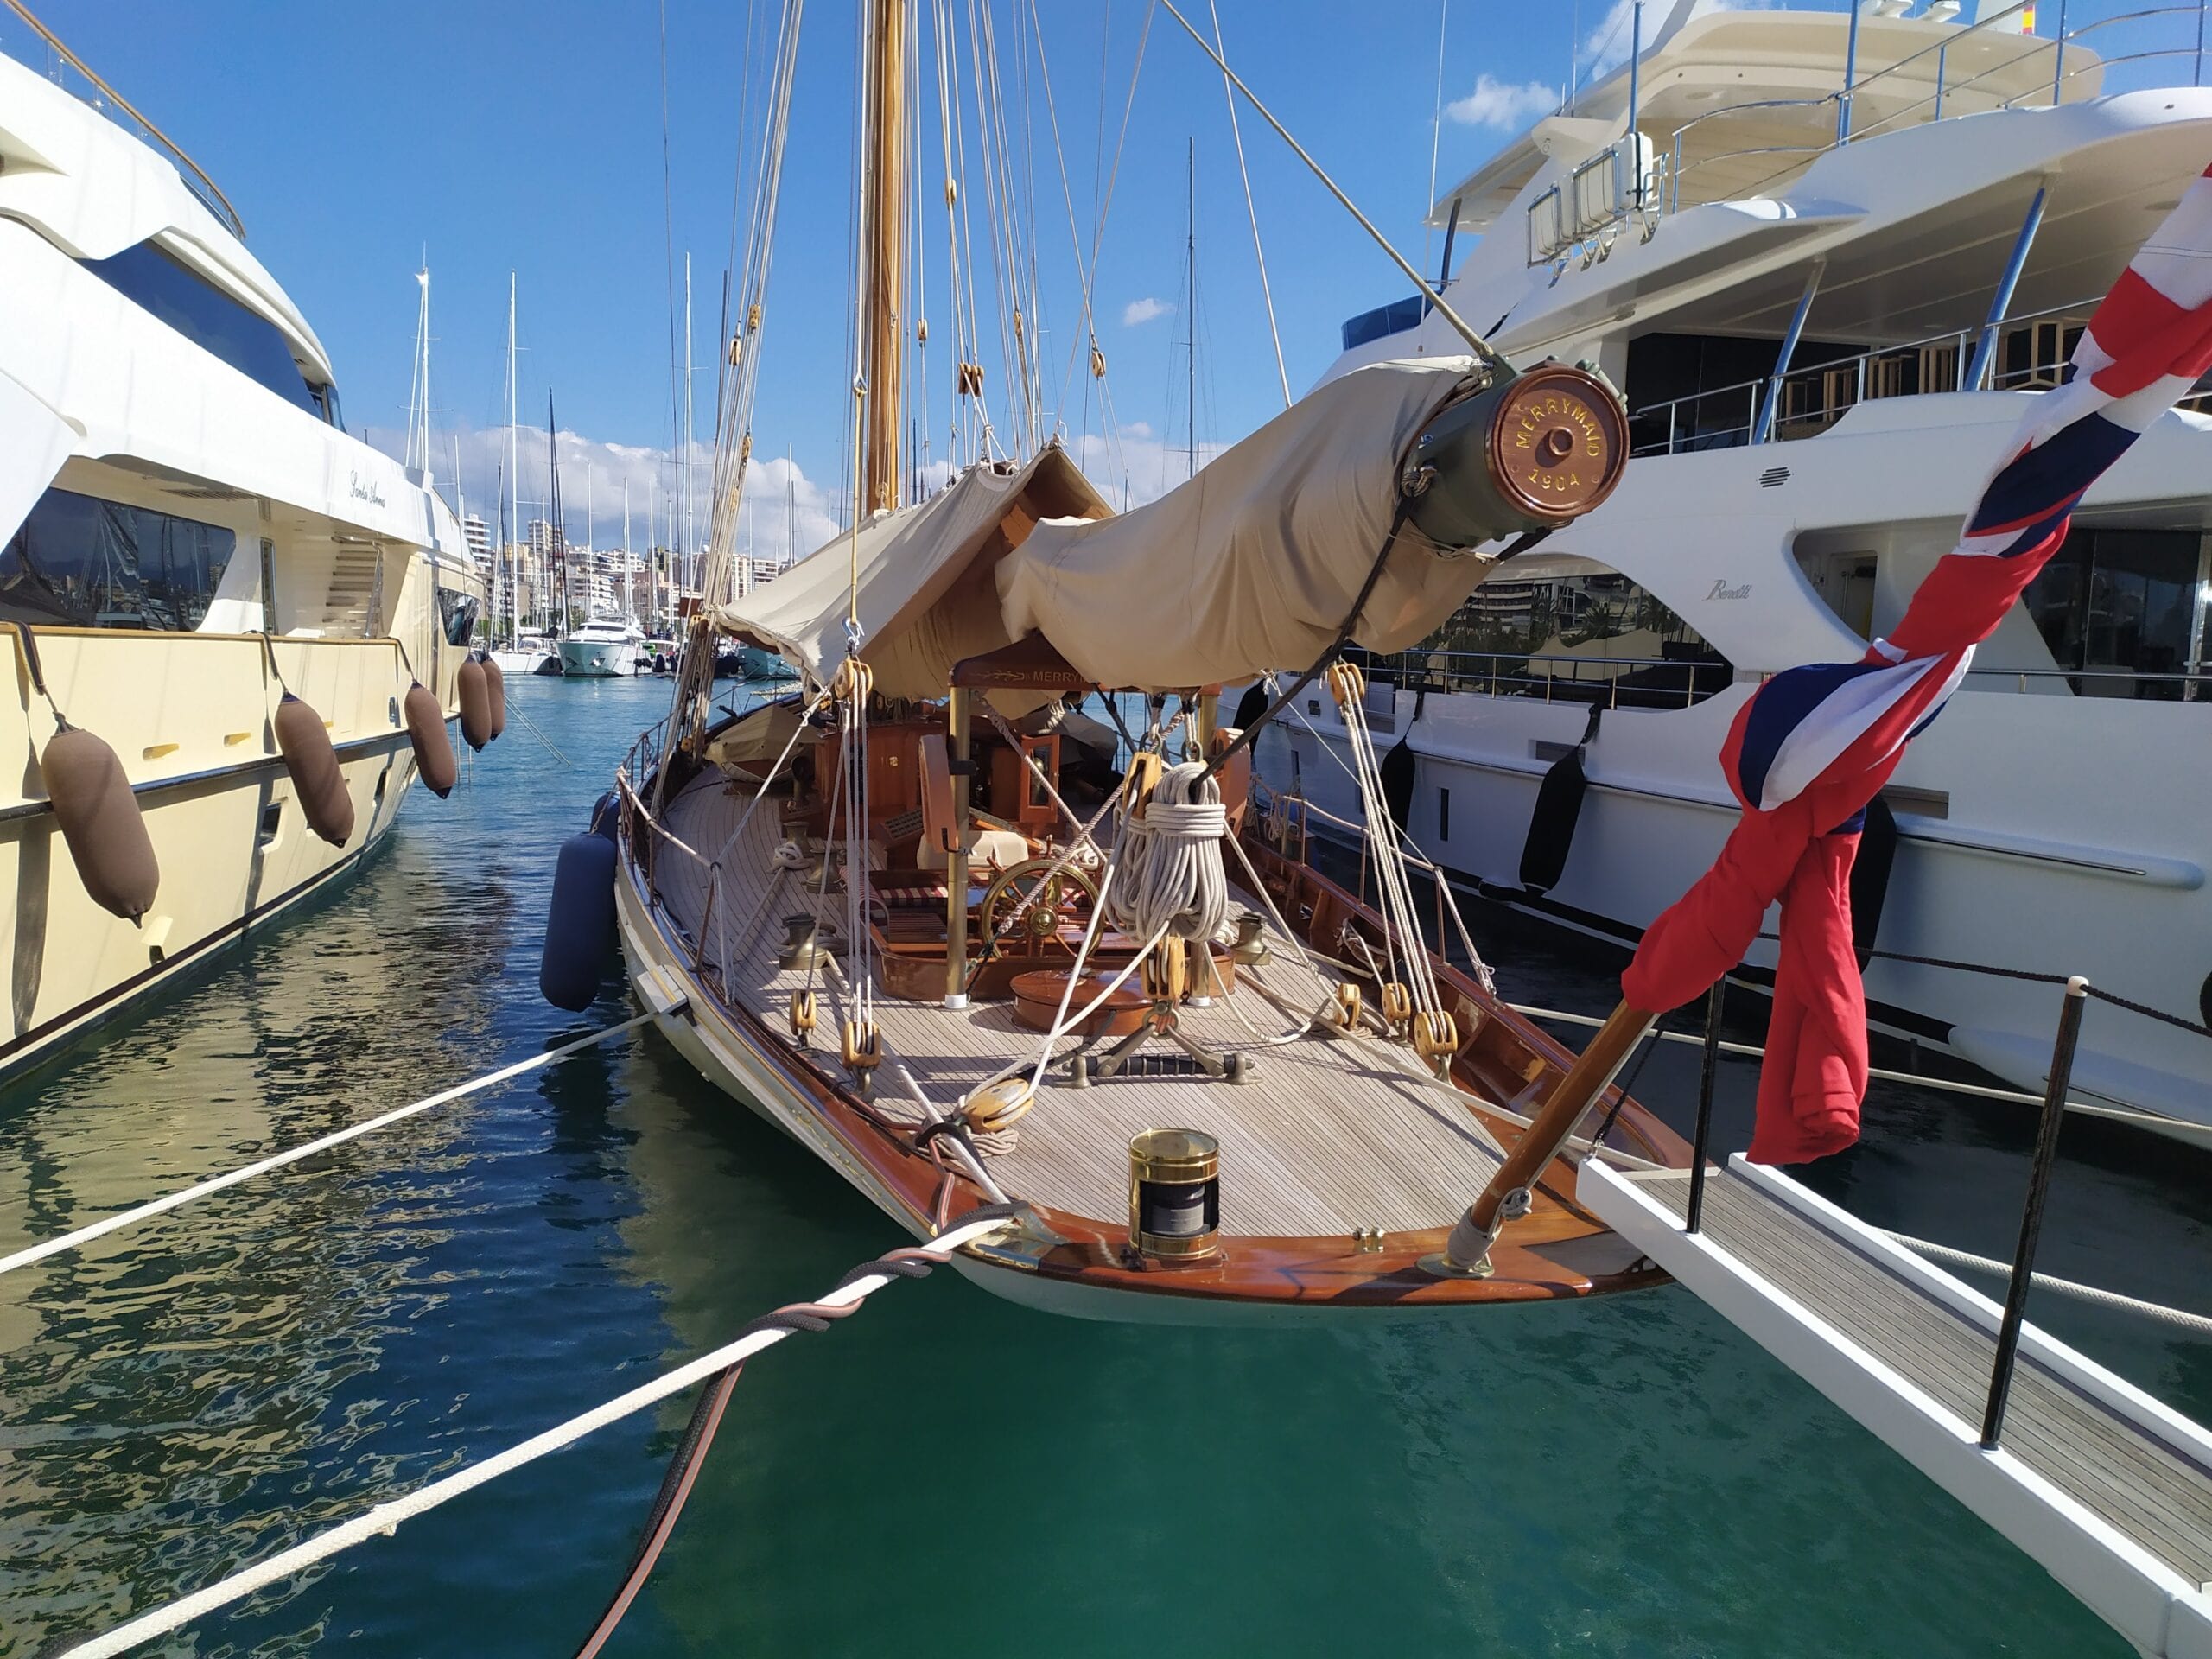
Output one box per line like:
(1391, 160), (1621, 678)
(1583, 1154), (2212, 1658)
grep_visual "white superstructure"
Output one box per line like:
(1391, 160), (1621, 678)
(1278, 1), (2212, 1128)
(0, 35), (484, 1075)
(556, 608), (644, 678)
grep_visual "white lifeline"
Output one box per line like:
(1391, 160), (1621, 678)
(0, 45), (485, 1077)
(1282, 2), (2212, 1130)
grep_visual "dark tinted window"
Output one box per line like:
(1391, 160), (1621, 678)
(0, 488), (236, 630)
(2023, 527), (2203, 700)
(82, 241), (321, 416)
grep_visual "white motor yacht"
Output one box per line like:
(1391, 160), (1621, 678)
(556, 611), (643, 678)
(0, 19), (485, 1079)
(1274, 1), (2212, 1131)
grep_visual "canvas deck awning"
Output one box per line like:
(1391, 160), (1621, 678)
(716, 357), (1520, 700)
(709, 448), (1108, 702)
(996, 358), (1504, 690)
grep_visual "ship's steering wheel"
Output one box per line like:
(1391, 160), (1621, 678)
(977, 857), (1101, 961)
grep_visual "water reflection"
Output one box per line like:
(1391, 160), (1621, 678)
(0, 677), (2196, 1656)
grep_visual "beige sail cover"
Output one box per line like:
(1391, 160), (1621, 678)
(709, 447), (1109, 699)
(995, 357), (1499, 690)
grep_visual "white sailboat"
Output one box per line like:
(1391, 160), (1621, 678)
(1278, 0), (2212, 1131)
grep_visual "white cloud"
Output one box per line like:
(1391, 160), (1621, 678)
(1066, 423), (1229, 512)
(1446, 74), (1557, 131)
(363, 421), (840, 572)
(1121, 296), (1173, 327)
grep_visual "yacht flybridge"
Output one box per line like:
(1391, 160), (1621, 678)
(0, 11), (489, 1077)
(1291, 0), (2212, 1132)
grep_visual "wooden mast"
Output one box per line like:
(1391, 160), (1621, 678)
(861, 0), (906, 515)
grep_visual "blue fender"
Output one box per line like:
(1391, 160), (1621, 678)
(540, 830), (618, 1011)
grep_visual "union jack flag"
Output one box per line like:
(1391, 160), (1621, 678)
(1620, 161), (2212, 1165)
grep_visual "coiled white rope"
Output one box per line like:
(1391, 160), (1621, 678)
(1103, 760), (1229, 944)
(55, 1207), (1023, 1659)
(0, 1014), (654, 1280)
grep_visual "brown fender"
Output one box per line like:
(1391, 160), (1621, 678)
(275, 693), (354, 846)
(482, 653), (507, 740)
(41, 725), (159, 921)
(457, 657), (493, 752)
(404, 681), (457, 798)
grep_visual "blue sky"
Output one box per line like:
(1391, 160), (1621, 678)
(11, 0), (2162, 552)
(11, 0), (1649, 545)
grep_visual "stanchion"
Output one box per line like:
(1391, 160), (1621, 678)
(1980, 976), (2088, 1451)
(1686, 976), (1726, 1235)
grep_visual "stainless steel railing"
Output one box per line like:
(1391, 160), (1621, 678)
(1623, 295), (2212, 459)
(1, 0), (245, 241)
(1649, 2), (2205, 220)
(1342, 648), (2207, 708)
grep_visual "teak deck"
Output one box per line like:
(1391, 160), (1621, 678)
(656, 769), (1512, 1236)
(622, 740), (1689, 1313)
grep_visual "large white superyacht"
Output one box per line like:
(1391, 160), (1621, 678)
(1277, 1), (2212, 1129)
(0, 13), (487, 1078)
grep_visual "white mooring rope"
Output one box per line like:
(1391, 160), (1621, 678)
(55, 1208), (1022, 1659)
(0, 1013), (654, 1280)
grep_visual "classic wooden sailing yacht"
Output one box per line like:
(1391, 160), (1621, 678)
(606, 0), (1681, 1319)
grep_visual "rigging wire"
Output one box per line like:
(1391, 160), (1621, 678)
(931, 0), (980, 468)
(1205, 0), (1289, 410)
(1421, 0), (1448, 284)
(1153, 0), (1503, 370)
(1026, 1), (1130, 487)
(1064, 0), (1155, 431)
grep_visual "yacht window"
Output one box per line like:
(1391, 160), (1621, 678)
(308, 380), (346, 429)
(81, 242), (321, 416)
(1374, 555), (1732, 709)
(2022, 527), (2205, 700)
(0, 488), (236, 630)
(436, 587), (480, 647)
(1340, 295), (1429, 353)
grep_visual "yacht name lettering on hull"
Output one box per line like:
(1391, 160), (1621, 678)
(348, 471), (387, 509)
(1706, 580), (1752, 601)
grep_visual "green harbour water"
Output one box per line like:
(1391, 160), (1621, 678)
(2, 673), (2206, 1656)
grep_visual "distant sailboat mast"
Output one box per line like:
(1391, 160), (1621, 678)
(683, 252), (696, 597)
(506, 272), (522, 639)
(623, 479), (634, 627)
(546, 391), (564, 635)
